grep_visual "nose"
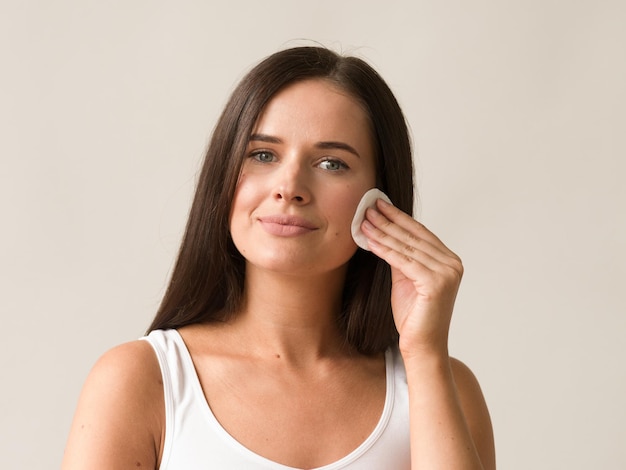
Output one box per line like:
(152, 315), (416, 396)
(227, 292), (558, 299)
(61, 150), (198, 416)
(273, 161), (311, 204)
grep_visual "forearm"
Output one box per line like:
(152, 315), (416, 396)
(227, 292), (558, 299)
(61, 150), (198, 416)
(404, 351), (485, 470)
(361, 200), (494, 467)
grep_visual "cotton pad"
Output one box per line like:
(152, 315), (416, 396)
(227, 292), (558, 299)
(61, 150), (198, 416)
(351, 188), (392, 251)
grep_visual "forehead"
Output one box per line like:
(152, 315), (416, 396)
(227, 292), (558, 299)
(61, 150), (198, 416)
(252, 79), (374, 147)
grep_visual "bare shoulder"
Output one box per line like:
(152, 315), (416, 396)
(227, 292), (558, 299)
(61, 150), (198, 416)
(82, 340), (163, 409)
(62, 340), (164, 470)
(450, 357), (496, 470)
(92, 339), (160, 382)
(449, 357), (484, 392)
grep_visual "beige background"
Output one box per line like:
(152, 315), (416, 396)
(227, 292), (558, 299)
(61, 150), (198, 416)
(1, 1), (624, 468)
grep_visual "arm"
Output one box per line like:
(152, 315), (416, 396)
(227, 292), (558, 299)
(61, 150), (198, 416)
(361, 199), (495, 469)
(62, 340), (164, 470)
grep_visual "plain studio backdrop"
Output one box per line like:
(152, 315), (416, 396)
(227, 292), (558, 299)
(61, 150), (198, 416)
(1, 1), (624, 468)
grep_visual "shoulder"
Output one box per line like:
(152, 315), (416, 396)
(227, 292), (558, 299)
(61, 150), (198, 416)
(450, 357), (496, 470)
(94, 338), (160, 376)
(449, 356), (491, 413)
(87, 339), (163, 402)
(449, 357), (483, 392)
(62, 339), (164, 469)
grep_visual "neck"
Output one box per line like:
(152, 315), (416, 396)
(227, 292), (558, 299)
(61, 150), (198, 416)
(228, 264), (351, 364)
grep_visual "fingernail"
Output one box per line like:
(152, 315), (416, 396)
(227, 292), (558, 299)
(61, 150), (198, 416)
(362, 219), (374, 231)
(367, 238), (380, 249)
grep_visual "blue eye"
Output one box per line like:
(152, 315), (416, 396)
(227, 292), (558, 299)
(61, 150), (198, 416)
(251, 151), (275, 163)
(319, 159), (348, 171)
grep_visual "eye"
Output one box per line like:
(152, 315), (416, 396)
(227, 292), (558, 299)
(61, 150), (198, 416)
(319, 158), (348, 171)
(250, 150), (276, 163)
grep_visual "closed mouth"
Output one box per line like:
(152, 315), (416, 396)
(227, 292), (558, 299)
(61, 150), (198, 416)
(258, 215), (319, 236)
(258, 215), (318, 230)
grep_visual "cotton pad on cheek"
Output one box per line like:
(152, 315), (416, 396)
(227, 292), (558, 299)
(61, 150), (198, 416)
(351, 188), (392, 251)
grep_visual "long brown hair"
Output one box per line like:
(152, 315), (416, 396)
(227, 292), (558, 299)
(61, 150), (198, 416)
(148, 46), (414, 354)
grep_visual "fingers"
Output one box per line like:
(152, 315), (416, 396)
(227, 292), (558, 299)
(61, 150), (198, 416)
(361, 199), (463, 278)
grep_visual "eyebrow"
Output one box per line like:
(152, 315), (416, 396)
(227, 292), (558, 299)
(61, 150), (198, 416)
(249, 134), (361, 158)
(249, 133), (282, 144)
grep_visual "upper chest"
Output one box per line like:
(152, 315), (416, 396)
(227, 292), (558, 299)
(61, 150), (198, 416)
(185, 339), (388, 468)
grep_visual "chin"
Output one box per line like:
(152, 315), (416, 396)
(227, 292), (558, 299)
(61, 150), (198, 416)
(249, 249), (355, 278)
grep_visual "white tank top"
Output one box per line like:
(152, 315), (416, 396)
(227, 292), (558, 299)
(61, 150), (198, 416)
(142, 329), (410, 469)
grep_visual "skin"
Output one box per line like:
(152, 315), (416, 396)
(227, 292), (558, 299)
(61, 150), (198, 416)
(62, 79), (495, 469)
(229, 78), (377, 278)
(363, 200), (495, 469)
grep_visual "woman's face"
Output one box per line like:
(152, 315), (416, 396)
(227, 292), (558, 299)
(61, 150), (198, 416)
(229, 79), (377, 277)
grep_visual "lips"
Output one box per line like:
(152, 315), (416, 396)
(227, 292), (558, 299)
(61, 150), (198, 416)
(258, 215), (318, 236)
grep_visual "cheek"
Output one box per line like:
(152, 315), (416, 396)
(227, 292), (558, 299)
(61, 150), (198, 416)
(329, 190), (366, 234)
(230, 174), (257, 217)
(229, 189), (250, 256)
(229, 179), (252, 236)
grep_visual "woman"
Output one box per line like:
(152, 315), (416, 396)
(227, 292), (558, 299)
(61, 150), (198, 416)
(63, 46), (495, 469)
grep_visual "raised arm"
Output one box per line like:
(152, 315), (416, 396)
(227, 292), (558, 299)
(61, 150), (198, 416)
(62, 340), (164, 470)
(360, 198), (496, 470)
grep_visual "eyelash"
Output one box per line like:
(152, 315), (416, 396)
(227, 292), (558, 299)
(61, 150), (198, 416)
(249, 150), (275, 163)
(248, 150), (349, 172)
(318, 158), (349, 171)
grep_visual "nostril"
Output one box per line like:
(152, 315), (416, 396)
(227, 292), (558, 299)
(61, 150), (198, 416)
(274, 188), (307, 203)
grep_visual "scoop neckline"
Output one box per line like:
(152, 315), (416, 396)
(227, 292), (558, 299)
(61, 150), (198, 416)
(169, 329), (395, 470)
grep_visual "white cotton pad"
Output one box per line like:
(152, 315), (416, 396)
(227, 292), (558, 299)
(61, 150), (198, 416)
(351, 188), (392, 251)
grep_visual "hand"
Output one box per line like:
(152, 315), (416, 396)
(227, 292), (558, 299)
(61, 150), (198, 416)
(360, 199), (463, 358)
